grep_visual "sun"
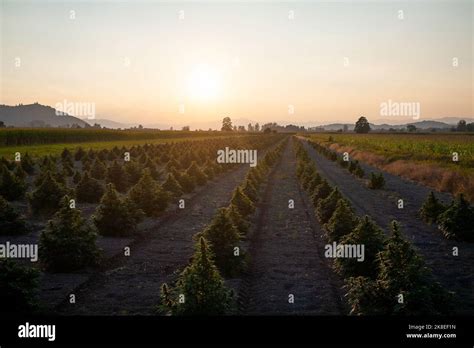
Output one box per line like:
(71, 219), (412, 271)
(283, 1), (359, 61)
(187, 64), (221, 101)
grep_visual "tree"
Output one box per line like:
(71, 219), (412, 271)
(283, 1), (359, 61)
(334, 215), (385, 279)
(76, 171), (105, 203)
(0, 260), (39, 313)
(0, 121), (5, 128)
(221, 117), (233, 131)
(201, 208), (242, 276)
(39, 196), (100, 272)
(354, 116), (371, 134)
(93, 183), (143, 236)
(456, 120), (467, 132)
(255, 123), (260, 132)
(406, 124), (417, 132)
(160, 237), (233, 315)
(28, 172), (69, 215)
(248, 123), (254, 132)
(128, 169), (168, 217)
(0, 195), (27, 235)
(230, 187), (254, 217)
(437, 194), (474, 242)
(419, 191), (446, 224)
(325, 199), (358, 243)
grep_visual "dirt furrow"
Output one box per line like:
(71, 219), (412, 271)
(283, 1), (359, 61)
(240, 138), (344, 315)
(300, 138), (474, 314)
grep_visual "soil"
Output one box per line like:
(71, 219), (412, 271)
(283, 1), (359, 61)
(238, 138), (346, 315)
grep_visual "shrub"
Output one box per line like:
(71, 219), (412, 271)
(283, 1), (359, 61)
(437, 194), (474, 242)
(176, 171), (195, 193)
(20, 152), (36, 175)
(76, 171), (105, 203)
(242, 179), (258, 202)
(372, 222), (452, 315)
(354, 165), (365, 178)
(39, 196), (100, 272)
(324, 199), (358, 243)
(124, 161), (143, 186)
(90, 159), (107, 180)
(419, 191), (446, 224)
(14, 164), (28, 180)
(230, 187), (255, 217)
(344, 276), (386, 315)
(226, 205), (249, 235)
(334, 215), (385, 279)
(316, 187), (343, 224)
(0, 260), (39, 313)
(93, 184), (143, 236)
(160, 237), (233, 315)
(72, 170), (82, 184)
(128, 169), (169, 217)
(28, 172), (69, 215)
(186, 162), (207, 186)
(74, 147), (86, 161)
(0, 195), (27, 235)
(162, 173), (183, 198)
(349, 160), (365, 178)
(106, 160), (129, 192)
(201, 208), (242, 276)
(0, 165), (27, 201)
(368, 172), (385, 189)
(311, 179), (332, 207)
(306, 173), (323, 195)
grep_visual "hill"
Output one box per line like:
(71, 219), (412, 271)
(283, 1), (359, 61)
(0, 103), (88, 127)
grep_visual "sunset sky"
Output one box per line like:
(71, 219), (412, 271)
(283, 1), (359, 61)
(1, 0), (472, 127)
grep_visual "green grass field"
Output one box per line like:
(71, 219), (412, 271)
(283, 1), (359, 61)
(304, 133), (474, 170)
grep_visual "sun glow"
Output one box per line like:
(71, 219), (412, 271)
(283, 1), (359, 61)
(187, 65), (221, 101)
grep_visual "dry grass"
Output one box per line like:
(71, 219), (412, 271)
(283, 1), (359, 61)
(327, 142), (474, 202)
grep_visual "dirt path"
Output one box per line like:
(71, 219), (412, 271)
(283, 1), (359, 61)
(300, 138), (474, 315)
(239, 138), (345, 315)
(56, 162), (256, 315)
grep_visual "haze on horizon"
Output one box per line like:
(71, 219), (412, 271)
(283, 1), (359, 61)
(1, 0), (473, 127)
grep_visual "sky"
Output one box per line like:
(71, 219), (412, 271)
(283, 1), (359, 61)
(1, 0), (473, 127)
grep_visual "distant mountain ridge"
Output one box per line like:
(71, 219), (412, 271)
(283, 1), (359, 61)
(0, 103), (88, 127)
(310, 119), (472, 131)
(0, 103), (472, 130)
